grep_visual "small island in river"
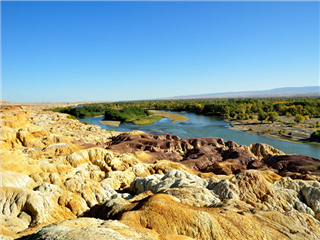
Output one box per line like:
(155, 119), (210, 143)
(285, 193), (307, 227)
(149, 110), (189, 123)
(103, 106), (189, 125)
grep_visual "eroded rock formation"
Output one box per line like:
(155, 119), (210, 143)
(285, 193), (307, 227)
(0, 105), (319, 240)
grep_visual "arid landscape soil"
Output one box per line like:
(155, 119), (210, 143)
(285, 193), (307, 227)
(226, 115), (320, 144)
(1, 103), (320, 240)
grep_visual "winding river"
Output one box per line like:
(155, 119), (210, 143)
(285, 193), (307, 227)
(79, 111), (320, 159)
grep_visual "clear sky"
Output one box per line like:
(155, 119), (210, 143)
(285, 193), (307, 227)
(1, 1), (319, 102)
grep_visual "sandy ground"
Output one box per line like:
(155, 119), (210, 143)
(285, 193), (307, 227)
(99, 120), (121, 127)
(225, 116), (320, 144)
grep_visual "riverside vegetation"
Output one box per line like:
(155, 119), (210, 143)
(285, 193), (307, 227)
(1, 103), (320, 240)
(49, 97), (320, 143)
(104, 106), (162, 125)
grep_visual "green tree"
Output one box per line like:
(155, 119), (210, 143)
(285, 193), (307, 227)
(230, 111), (236, 118)
(310, 130), (320, 141)
(237, 113), (245, 120)
(294, 114), (304, 124)
(267, 112), (278, 123)
(258, 110), (267, 123)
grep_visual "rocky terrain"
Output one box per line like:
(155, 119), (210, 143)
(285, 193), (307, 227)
(1, 104), (320, 240)
(226, 115), (320, 143)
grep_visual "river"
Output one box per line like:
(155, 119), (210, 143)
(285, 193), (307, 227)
(79, 111), (320, 159)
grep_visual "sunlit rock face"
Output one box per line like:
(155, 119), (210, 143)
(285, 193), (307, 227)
(0, 105), (319, 240)
(34, 193), (320, 240)
(107, 131), (320, 179)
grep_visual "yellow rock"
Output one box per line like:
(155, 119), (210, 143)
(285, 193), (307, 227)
(0, 151), (42, 175)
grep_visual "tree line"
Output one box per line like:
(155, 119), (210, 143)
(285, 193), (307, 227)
(48, 97), (320, 122)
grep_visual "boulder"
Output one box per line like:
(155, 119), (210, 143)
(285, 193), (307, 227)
(301, 186), (320, 220)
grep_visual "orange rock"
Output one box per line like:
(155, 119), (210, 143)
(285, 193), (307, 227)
(31, 130), (50, 138)
(119, 194), (320, 240)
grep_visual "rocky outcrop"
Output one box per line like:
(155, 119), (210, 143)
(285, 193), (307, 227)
(20, 217), (158, 240)
(81, 194), (320, 240)
(1, 105), (320, 240)
(264, 154), (320, 177)
(130, 170), (220, 207)
(107, 131), (320, 179)
(249, 142), (285, 159)
(107, 132), (272, 174)
(130, 169), (317, 219)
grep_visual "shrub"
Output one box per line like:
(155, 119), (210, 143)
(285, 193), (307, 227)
(267, 112), (278, 123)
(294, 114), (304, 124)
(230, 112), (236, 118)
(310, 130), (320, 141)
(67, 115), (77, 119)
(237, 113), (245, 120)
(258, 110), (267, 123)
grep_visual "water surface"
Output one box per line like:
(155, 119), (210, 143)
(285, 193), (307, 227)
(79, 111), (320, 159)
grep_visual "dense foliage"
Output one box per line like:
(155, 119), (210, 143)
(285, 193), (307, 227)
(104, 107), (151, 123)
(294, 114), (305, 124)
(48, 97), (320, 122)
(47, 104), (109, 118)
(103, 97), (320, 119)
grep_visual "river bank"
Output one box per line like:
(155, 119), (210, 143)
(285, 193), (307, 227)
(78, 112), (320, 159)
(225, 116), (320, 146)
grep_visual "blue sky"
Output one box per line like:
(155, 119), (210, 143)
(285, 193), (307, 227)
(1, 1), (319, 102)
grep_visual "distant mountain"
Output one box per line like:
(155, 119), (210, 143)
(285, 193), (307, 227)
(169, 86), (320, 99)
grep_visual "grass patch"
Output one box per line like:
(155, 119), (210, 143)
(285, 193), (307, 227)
(149, 110), (189, 123)
(133, 115), (163, 125)
(67, 115), (77, 119)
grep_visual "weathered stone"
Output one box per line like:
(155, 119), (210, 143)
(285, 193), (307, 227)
(22, 218), (155, 240)
(0, 171), (36, 189)
(249, 142), (285, 160)
(301, 185), (320, 220)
